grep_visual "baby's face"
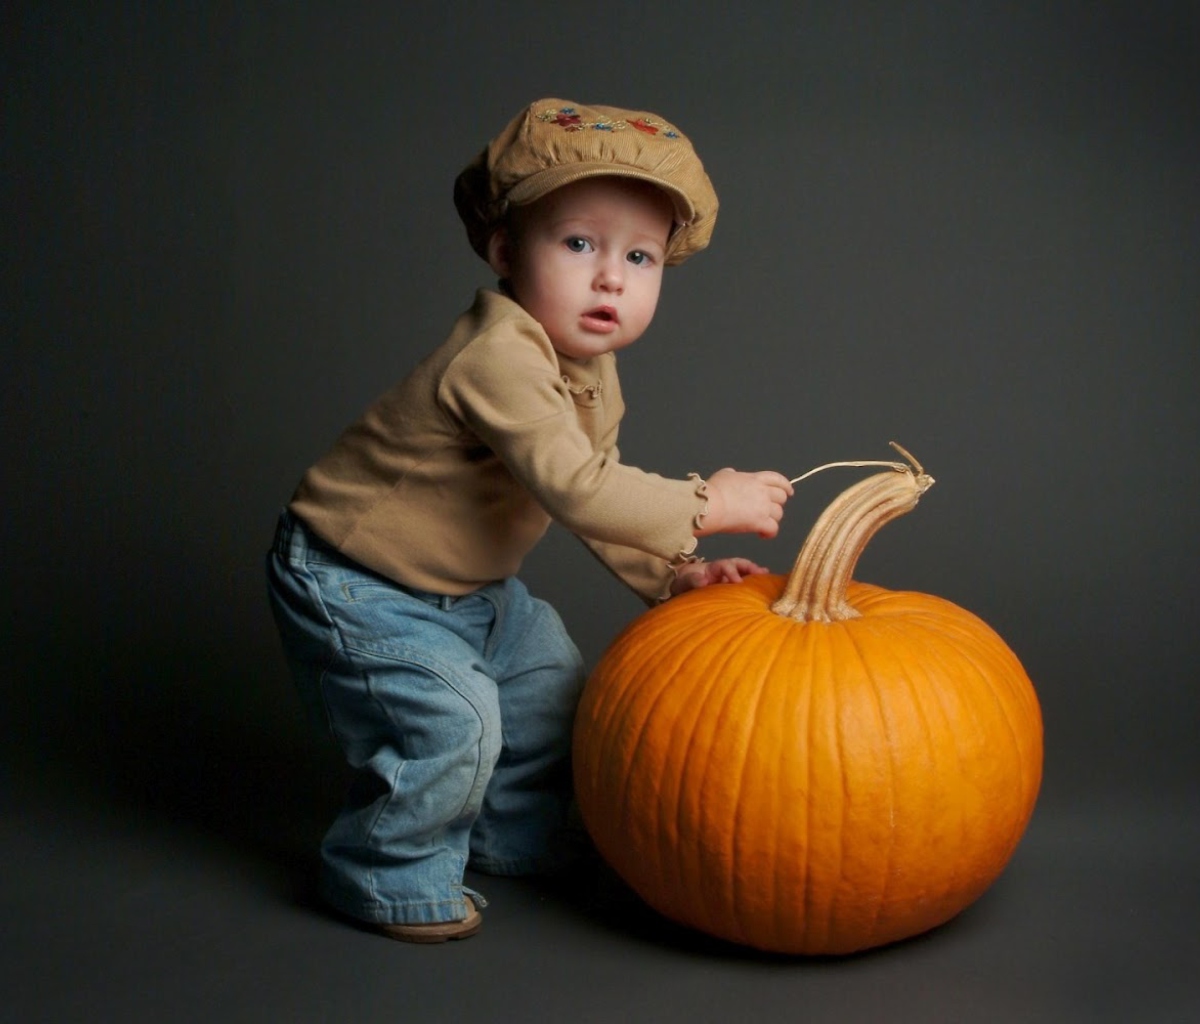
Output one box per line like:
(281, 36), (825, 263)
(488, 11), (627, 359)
(491, 177), (674, 360)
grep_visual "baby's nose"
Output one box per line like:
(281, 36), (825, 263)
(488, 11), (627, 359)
(595, 258), (624, 291)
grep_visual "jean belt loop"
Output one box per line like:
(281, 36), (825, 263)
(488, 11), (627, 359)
(273, 509), (303, 559)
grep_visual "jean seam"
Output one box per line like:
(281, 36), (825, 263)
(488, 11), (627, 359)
(480, 584), (506, 664)
(363, 757), (407, 908)
(276, 553), (344, 739)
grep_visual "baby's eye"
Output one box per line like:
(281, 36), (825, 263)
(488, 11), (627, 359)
(626, 250), (653, 266)
(564, 236), (593, 254)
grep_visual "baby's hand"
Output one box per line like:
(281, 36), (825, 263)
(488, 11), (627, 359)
(697, 468), (793, 538)
(670, 557), (771, 597)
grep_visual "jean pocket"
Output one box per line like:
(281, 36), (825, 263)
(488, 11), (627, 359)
(341, 579), (402, 603)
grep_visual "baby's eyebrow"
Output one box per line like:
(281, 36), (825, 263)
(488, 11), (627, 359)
(626, 234), (668, 253)
(548, 217), (599, 234)
(546, 217), (668, 250)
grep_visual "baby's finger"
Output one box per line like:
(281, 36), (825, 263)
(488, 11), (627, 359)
(760, 471), (795, 496)
(729, 558), (769, 578)
(765, 482), (792, 505)
(757, 516), (781, 539)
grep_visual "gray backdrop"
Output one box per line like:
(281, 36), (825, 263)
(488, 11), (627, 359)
(7, 3), (1198, 1021)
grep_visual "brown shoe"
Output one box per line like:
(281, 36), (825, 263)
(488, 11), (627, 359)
(378, 897), (482, 944)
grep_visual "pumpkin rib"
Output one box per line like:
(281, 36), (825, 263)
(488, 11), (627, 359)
(773, 617), (821, 948)
(610, 612), (744, 903)
(892, 620), (979, 918)
(596, 605), (711, 720)
(669, 655), (730, 933)
(690, 613), (785, 942)
(762, 623), (792, 949)
(866, 623), (943, 873)
(825, 629), (852, 948)
(822, 627), (853, 949)
(890, 602), (1030, 694)
(721, 615), (803, 943)
(716, 632), (761, 945)
(920, 619), (1041, 858)
(829, 621), (902, 950)
(798, 621), (820, 950)
(634, 605), (766, 916)
(667, 626), (737, 889)
(840, 620), (899, 945)
(804, 624), (841, 950)
(727, 618), (793, 947)
(579, 620), (691, 874)
(843, 615), (962, 936)
(666, 615), (765, 932)
(582, 633), (680, 836)
(903, 612), (1032, 799)
(589, 602), (731, 777)
(951, 623), (1043, 798)
(885, 615), (1032, 920)
(773, 615), (816, 949)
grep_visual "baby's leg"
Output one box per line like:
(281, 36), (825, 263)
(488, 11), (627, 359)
(467, 577), (587, 875)
(267, 516), (501, 926)
(313, 630), (501, 926)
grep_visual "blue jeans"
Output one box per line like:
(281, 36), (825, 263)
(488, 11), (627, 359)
(266, 511), (586, 925)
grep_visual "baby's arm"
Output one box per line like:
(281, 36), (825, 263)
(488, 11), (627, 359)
(697, 468), (793, 539)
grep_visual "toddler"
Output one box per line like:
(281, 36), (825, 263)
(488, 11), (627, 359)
(266, 99), (793, 942)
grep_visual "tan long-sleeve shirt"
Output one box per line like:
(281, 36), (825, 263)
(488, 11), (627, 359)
(290, 289), (707, 603)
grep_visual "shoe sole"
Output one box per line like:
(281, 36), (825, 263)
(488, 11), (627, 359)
(379, 906), (482, 944)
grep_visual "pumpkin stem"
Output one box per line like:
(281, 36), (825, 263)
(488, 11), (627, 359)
(772, 444), (935, 622)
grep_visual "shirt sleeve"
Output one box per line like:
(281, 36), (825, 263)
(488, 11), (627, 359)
(577, 534), (680, 605)
(439, 317), (705, 564)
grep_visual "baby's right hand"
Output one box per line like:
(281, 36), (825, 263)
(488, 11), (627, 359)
(697, 468), (793, 538)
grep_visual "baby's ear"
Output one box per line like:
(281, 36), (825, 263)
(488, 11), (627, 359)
(486, 227), (513, 279)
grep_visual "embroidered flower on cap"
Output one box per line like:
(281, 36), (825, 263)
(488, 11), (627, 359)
(536, 107), (681, 139)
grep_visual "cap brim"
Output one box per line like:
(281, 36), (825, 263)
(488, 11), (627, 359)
(504, 163), (697, 227)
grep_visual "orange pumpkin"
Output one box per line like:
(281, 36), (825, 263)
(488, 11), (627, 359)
(573, 453), (1043, 955)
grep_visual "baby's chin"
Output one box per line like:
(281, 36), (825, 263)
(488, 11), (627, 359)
(549, 330), (640, 361)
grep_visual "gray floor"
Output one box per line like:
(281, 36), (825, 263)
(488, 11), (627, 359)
(6, 747), (1197, 1024)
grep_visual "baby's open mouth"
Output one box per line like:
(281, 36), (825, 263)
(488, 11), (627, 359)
(584, 306), (618, 324)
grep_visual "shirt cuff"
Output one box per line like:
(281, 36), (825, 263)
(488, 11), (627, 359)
(665, 472), (709, 571)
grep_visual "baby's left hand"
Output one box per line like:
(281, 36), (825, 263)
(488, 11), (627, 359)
(670, 557), (771, 597)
